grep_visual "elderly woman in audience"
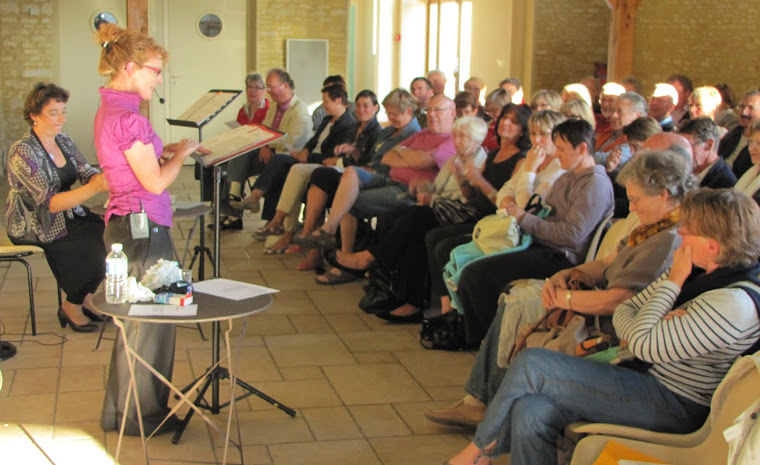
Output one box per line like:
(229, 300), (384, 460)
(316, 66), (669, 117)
(229, 84), (356, 232)
(443, 187), (760, 465)
(427, 149), (693, 429)
(734, 121), (760, 203)
(252, 90), (381, 254)
(529, 89), (562, 113)
(292, 88), (421, 275)
(335, 117), (489, 321)
(560, 98), (596, 129)
(454, 120), (614, 344)
(434, 110), (565, 317)
(4, 82), (108, 333)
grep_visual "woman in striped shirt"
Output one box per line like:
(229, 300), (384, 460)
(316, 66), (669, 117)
(444, 188), (760, 465)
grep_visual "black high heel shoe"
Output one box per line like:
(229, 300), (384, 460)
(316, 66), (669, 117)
(82, 307), (105, 322)
(57, 308), (98, 333)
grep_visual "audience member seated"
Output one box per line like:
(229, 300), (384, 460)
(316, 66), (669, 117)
(499, 78), (523, 104)
(217, 72), (269, 228)
(253, 89), (381, 254)
(410, 76), (434, 128)
(595, 82), (626, 134)
(719, 89), (760, 178)
(607, 116), (662, 217)
(621, 75), (643, 94)
(734, 121), (760, 204)
(714, 83), (739, 132)
(335, 117), (489, 320)
(595, 91), (648, 169)
(481, 89), (511, 151)
(443, 187), (760, 465)
(463, 77), (486, 119)
(529, 89), (562, 112)
(426, 149), (692, 429)
(667, 73), (694, 126)
(454, 91), (479, 118)
(229, 83), (354, 234)
(293, 89), (420, 274)
(223, 68), (312, 229)
(427, 70), (447, 97)
(560, 98), (595, 129)
(435, 110), (565, 317)
(310, 75), (352, 130)
(581, 75), (602, 114)
(454, 120), (614, 344)
(4, 82), (108, 333)
(687, 86), (725, 136)
(680, 117), (737, 189)
(648, 82), (679, 131)
(561, 83), (592, 107)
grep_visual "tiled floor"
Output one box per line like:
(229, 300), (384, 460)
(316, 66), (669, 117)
(0, 167), (510, 465)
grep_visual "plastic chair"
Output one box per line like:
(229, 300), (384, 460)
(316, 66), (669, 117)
(569, 353), (760, 465)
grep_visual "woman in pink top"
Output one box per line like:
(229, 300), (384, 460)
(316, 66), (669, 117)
(94, 23), (202, 437)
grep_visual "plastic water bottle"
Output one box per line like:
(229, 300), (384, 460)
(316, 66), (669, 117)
(105, 243), (128, 304)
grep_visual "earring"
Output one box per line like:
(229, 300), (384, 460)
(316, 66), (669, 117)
(33, 120), (37, 126)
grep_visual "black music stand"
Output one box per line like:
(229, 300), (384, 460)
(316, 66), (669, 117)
(167, 89), (242, 280)
(172, 124), (287, 444)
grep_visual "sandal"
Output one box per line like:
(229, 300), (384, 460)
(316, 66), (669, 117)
(315, 268), (360, 285)
(284, 244), (305, 254)
(252, 225), (284, 241)
(292, 229), (337, 250)
(263, 245), (287, 255)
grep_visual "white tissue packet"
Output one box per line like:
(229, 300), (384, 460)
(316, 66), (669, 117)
(126, 277), (155, 303)
(140, 259), (183, 290)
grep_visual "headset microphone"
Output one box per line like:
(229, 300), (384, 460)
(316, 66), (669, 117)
(154, 90), (165, 104)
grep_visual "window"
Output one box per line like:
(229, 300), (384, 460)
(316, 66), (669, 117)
(427, 0), (472, 96)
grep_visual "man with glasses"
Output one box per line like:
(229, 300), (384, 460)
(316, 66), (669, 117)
(719, 90), (760, 178)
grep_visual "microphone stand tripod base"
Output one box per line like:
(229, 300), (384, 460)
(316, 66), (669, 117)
(0, 341), (17, 361)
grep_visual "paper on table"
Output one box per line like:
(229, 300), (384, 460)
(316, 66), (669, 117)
(192, 278), (279, 301)
(128, 304), (198, 317)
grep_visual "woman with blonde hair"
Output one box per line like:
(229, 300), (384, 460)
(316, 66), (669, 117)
(94, 23), (203, 436)
(560, 98), (596, 129)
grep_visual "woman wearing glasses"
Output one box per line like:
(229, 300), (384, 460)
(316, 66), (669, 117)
(94, 23), (203, 436)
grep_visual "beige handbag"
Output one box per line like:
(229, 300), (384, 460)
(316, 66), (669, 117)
(471, 211), (521, 255)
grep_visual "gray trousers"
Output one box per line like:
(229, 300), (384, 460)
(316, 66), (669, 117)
(100, 215), (177, 435)
(465, 302), (508, 404)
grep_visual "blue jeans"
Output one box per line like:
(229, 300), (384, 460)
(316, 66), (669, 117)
(350, 168), (410, 219)
(474, 348), (709, 465)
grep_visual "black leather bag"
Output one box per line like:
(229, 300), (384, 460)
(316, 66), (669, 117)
(419, 312), (473, 351)
(358, 265), (403, 313)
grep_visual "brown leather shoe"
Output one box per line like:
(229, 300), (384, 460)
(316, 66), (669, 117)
(425, 399), (485, 429)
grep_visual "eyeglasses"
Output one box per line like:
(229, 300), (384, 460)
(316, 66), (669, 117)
(141, 64), (162, 77)
(266, 82), (283, 91)
(248, 86), (266, 91)
(737, 104), (760, 112)
(428, 106), (454, 113)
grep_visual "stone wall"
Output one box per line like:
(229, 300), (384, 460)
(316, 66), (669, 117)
(634, 0), (760, 98)
(0, 0), (55, 176)
(254, 0), (348, 77)
(532, 0), (609, 93)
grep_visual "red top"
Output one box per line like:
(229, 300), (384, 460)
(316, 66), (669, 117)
(236, 98), (270, 126)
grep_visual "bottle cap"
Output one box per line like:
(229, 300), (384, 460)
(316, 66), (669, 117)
(111, 243), (123, 252)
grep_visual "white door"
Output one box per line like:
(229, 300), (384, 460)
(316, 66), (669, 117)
(58, 1), (127, 165)
(162, 0), (247, 146)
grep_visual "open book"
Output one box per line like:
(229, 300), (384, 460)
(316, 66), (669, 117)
(190, 124), (284, 167)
